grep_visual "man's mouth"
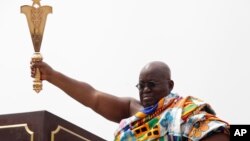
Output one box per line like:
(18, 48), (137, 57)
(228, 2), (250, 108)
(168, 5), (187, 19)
(143, 96), (153, 101)
(142, 94), (154, 107)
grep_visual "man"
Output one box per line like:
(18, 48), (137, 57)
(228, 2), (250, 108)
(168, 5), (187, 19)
(31, 61), (229, 141)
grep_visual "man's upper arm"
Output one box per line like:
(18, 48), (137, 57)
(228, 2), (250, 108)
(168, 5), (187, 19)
(92, 91), (136, 123)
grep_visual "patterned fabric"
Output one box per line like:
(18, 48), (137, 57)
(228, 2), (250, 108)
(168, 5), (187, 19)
(114, 93), (229, 141)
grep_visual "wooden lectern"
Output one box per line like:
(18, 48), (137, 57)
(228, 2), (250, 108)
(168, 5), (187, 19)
(0, 111), (105, 141)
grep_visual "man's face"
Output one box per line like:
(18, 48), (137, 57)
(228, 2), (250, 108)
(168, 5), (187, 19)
(138, 68), (173, 108)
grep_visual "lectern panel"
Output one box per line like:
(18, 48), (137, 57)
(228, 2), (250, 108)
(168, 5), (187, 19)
(0, 111), (105, 141)
(0, 124), (34, 141)
(51, 125), (90, 141)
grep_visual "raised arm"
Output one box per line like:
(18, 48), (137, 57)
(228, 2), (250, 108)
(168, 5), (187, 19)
(31, 61), (139, 123)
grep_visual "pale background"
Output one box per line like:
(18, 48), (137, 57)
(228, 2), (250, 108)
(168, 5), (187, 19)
(1, 0), (250, 140)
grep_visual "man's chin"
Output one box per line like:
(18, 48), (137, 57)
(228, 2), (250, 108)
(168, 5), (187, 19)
(142, 102), (154, 108)
(141, 98), (155, 108)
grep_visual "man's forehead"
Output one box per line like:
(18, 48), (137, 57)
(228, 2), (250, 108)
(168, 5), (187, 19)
(139, 68), (165, 81)
(141, 63), (160, 73)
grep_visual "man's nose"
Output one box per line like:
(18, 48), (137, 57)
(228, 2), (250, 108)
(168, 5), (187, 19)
(142, 86), (151, 93)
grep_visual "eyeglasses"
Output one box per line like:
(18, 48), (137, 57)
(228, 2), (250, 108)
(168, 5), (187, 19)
(136, 80), (171, 91)
(136, 81), (158, 91)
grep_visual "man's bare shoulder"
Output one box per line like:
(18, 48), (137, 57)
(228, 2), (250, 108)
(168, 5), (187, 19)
(123, 97), (142, 116)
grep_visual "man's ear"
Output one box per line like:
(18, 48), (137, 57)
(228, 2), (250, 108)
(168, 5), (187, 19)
(169, 80), (174, 91)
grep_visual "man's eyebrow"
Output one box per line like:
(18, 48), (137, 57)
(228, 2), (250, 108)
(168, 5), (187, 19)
(140, 80), (159, 83)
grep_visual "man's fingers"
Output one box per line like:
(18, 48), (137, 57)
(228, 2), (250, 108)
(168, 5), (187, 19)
(30, 61), (42, 78)
(30, 60), (34, 65)
(31, 65), (37, 76)
(30, 61), (42, 68)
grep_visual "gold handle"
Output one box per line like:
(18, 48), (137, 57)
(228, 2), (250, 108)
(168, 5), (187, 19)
(32, 52), (43, 93)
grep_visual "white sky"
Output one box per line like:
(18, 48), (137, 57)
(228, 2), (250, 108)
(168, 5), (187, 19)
(1, 0), (250, 140)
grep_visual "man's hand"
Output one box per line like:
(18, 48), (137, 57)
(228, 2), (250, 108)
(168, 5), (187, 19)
(30, 61), (54, 81)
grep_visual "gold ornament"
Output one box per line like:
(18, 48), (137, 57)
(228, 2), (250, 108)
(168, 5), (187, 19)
(21, 0), (52, 93)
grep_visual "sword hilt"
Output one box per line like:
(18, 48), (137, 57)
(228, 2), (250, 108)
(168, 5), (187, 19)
(32, 52), (43, 93)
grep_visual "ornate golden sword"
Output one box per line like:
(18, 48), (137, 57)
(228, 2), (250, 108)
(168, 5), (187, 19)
(21, 0), (52, 93)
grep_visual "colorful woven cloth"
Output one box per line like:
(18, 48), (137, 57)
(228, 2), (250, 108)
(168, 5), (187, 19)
(114, 93), (229, 141)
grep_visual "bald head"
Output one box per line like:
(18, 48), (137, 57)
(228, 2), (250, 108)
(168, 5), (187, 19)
(138, 61), (174, 107)
(140, 61), (171, 80)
